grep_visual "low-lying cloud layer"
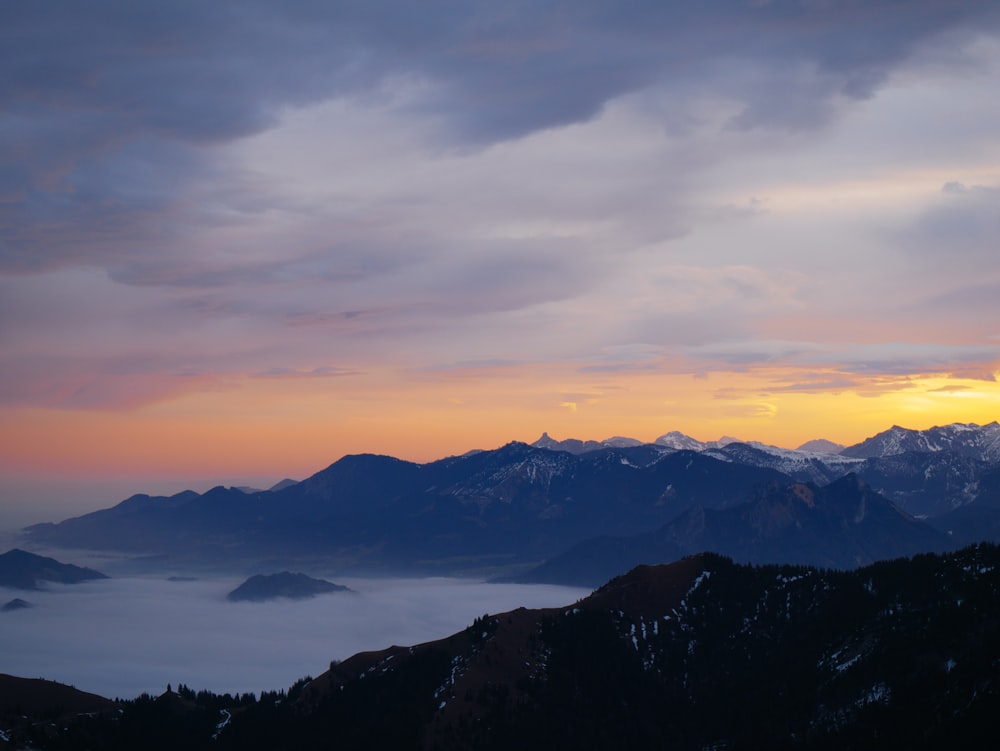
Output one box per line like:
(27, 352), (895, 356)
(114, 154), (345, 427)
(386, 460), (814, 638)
(0, 576), (589, 699)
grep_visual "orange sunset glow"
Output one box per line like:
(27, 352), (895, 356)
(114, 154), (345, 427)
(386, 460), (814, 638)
(3, 365), (999, 523)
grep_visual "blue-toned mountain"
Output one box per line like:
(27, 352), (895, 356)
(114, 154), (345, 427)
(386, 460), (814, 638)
(23, 443), (788, 576)
(21, 422), (1000, 579)
(0, 549), (108, 590)
(517, 474), (951, 586)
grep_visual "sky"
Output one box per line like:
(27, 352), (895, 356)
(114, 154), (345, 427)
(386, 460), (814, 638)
(0, 574), (588, 698)
(2, 1), (1000, 525)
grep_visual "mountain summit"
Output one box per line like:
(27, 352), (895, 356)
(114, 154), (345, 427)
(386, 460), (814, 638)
(842, 422), (1000, 461)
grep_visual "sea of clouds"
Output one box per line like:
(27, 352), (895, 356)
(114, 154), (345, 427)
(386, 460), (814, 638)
(0, 575), (589, 700)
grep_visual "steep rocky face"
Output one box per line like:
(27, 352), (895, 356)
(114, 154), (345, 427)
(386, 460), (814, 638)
(842, 422), (1000, 462)
(853, 450), (989, 517)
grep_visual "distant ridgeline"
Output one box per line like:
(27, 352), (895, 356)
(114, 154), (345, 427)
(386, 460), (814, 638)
(21, 421), (1000, 582)
(0, 549), (108, 591)
(5, 544), (1000, 750)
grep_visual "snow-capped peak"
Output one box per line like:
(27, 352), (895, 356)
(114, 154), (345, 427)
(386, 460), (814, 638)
(841, 422), (1000, 462)
(654, 431), (707, 451)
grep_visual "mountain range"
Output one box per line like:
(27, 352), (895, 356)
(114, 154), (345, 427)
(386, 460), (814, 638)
(516, 474), (950, 586)
(7, 543), (999, 750)
(20, 422), (1000, 583)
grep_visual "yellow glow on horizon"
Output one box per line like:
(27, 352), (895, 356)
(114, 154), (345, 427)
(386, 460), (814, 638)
(1, 366), (998, 488)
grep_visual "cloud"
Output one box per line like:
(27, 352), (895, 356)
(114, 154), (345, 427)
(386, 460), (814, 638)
(898, 182), (1000, 271)
(250, 366), (361, 379)
(0, 574), (588, 699)
(671, 339), (1000, 384)
(3, 1), (997, 269)
(916, 281), (1000, 319)
(825, 343), (1000, 377)
(0, 363), (228, 411)
(760, 376), (865, 394)
(683, 339), (824, 367)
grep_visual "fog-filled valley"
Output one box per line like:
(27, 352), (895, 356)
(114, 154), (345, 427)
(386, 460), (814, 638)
(0, 573), (588, 700)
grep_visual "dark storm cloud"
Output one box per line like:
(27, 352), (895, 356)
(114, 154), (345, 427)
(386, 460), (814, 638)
(7, 1), (988, 145)
(3, 1), (997, 274)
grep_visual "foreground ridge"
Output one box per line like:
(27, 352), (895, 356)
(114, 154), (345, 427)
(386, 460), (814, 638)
(7, 544), (1000, 750)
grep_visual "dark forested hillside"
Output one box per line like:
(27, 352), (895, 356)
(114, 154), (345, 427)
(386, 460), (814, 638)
(11, 543), (1000, 750)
